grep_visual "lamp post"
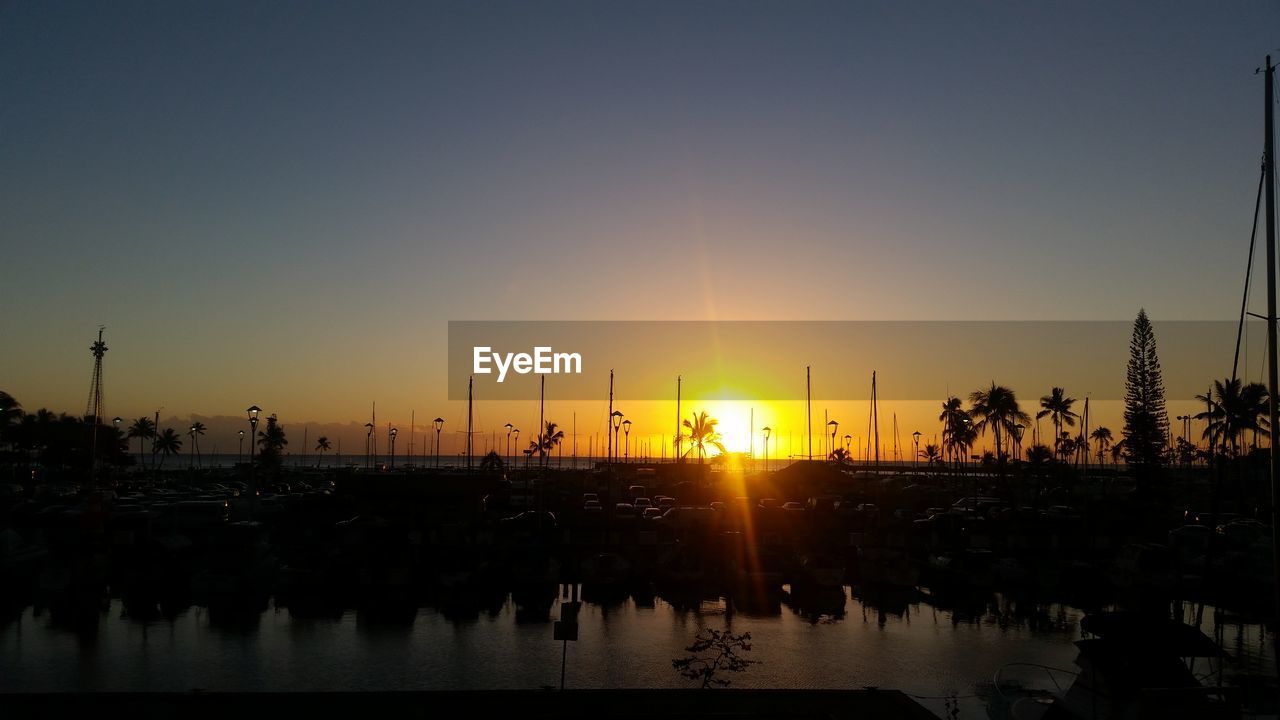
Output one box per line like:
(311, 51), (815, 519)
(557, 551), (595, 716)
(107, 416), (120, 472)
(912, 430), (922, 471)
(622, 419), (632, 463)
(152, 408), (162, 473)
(762, 426), (771, 472)
(611, 411), (624, 465)
(1176, 415), (1192, 463)
(246, 405), (261, 501)
(364, 422), (375, 469)
(1013, 423), (1025, 462)
(238, 430), (245, 465)
(389, 427), (398, 470)
(433, 418), (444, 469)
(189, 425), (197, 469)
(513, 428), (520, 470)
(844, 433), (852, 453)
(827, 420), (838, 460)
(504, 423), (514, 467)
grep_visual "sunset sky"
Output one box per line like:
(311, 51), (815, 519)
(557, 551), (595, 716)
(3, 1), (1278, 455)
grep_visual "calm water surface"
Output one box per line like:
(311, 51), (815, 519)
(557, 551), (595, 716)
(10, 586), (1272, 717)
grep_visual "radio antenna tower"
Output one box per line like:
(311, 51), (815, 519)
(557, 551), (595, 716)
(87, 326), (108, 424)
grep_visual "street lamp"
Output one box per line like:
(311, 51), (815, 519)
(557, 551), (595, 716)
(389, 427), (398, 470)
(843, 433), (852, 453)
(189, 425), (197, 468)
(364, 422), (375, 469)
(103, 416), (121, 472)
(827, 420), (838, 460)
(433, 417), (444, 469)
(246, 405), (261, 500)
(238, 430), (245, 465)
(504, 422), (514, 467)
(762, 426), (771, 472)
(912, 430), (922, 470)
(610, 411), (624, 464)
(622, 419), (632, 463)
(1013, 423), (1025, 462)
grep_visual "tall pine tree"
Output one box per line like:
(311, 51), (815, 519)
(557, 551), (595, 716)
(1123, 309), (1169, 468)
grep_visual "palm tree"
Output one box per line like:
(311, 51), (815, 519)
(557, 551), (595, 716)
(920, 443), (943, 467)
(1036, 387), (1078, 453)
(828, 446), (853, 464)
(1026, 444), (1054, 467)
(0, 391), (20, 449)
(1175, 437), (1198, 465)
(538, 421), (565, 466)
(257, 414), (289, 469)
(127, 417), (156, 468)
(315, 436), (331, 467)
(153, 428), (182, 469)
(682, 411), (726, 463)
(1091, 427), (1113, 466)
(188, 421), (206, 468)
(1110, 438), (1127, 465)
(1072, 433), (1090, 466)
(939, 396), (969, 466)
(968, 383), (1031, 466)
(1055, 431), (1075, 462)
(948, 421), (978, 469)
(1244, 382), (1270, 450)
(1195, 379), (1269, 458)
(1025, 444), (1054, 507)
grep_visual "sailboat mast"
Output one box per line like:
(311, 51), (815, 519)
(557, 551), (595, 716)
(608, 369), (615, 465)
(806, 366), (813, 460)
(1082, 397), (1089, 476)
(676, 375), (682, 463)
(466, 375), (473, 469)
(896, 412), (906, 461)
(1262, 55), (1280, 666)
(872, 371), (880, 468)
(538, 375), (546, 468)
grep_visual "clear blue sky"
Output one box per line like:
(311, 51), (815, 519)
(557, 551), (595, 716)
(2, 0), (1278, 433)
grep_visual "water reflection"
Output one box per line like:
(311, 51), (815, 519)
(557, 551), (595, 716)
(3, 586), (1275, 719)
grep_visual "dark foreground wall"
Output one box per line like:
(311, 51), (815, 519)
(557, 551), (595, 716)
(0, 689), (938, 720)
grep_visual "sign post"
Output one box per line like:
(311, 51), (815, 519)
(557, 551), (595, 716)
(554, 594), (581, 689)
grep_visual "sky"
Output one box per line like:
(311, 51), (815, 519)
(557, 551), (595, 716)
(2, 1), (1278, 455)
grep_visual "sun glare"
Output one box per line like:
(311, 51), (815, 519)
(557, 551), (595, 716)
(698, 402), (755, 455)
